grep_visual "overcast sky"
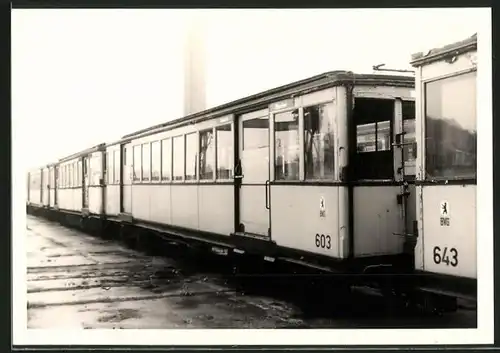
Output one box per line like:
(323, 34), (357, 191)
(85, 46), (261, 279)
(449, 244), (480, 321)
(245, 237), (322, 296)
(12, 8), (487, 169)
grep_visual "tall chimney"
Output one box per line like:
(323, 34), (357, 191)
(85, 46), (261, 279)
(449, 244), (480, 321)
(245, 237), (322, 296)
(183, 13), (207, 116)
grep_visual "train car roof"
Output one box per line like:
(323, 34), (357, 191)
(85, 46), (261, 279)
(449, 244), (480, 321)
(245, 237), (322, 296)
(120, 70), (414, 142)
(58, 143), (106, 163)
(410, 33), (477, 67)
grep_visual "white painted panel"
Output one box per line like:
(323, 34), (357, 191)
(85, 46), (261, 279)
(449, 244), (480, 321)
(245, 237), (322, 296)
(270, 185), (340, 259)
(49, 190), (55, 207)
(420, 50), (477, 82)
(420, 185), (476, 279)
(298, 88), (335, 107)
(88, 187), (102, 215)
(131, 185), (150, 221)
(75, 188), (82, 212)
(353, 85), (415, 100)
(149, 184), (171, 225)
(105, 185), (121, 216)
(240, 185), (268, 236)
(198, 184), (233, 236)
(171, 184), (198, 230)
(29, 190), (41, 206)
(353, 186), (405, 257)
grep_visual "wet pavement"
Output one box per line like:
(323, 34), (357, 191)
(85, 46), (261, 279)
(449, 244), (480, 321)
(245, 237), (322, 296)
(26, 215), (477, 329)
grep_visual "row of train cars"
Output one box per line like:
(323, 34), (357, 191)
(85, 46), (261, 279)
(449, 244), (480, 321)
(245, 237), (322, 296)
(27, 34), (478, 312)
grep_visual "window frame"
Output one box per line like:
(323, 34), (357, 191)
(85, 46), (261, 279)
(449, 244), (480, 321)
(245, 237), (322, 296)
(184, 132), (198, 182)
(302, 101), (336, 181)
(215, 123), (234, 181)
(141, 142), (151, 183)
(133, 144), (142, 183)
(422, 69), (477, 181)
(161, 138), (172, 182)
(199, 127), (216, 182)
(172, 134), (185, 182)
(151, 140), (161, 182)
(113, 150), (120, 184)
(273, 107), (301, 182)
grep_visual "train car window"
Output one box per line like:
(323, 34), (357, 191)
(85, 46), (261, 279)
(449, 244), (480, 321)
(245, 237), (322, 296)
(142, 143), (151, 182)
(77, 161), (81, 186)
(216, 124), (233, 180)
(304, 103), (335, 180)
(353, 98), (394, 180)
(356, 121), (391, 153)
(112, 150), (119, 184)
(243, 117), (268, 151)
(199, 129), (215, 180)
(107, 152), (112, 184)
(69, 164), (72, 187)
(274, 109), (300, 180)
(185, 133), (197, 181)
(105, 153), (109, 184)
(173, 136), (185, 181)
(402, 100), (417, 175)
(74, 162), (78, 186)
(161, 138), (172, 181)
(92, 155), (100, 186)
(133, 145), (141, 182)
(151, 141), (160, 181)
(425, 71), (476, 179)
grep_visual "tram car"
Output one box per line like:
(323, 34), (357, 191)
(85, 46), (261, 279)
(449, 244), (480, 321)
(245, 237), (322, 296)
(27, 70), (418, 292)
(410, 34), (477, 302)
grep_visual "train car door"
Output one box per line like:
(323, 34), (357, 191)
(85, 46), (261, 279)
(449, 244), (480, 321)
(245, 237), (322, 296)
(82, 157), (89, 209)
(120, 143), (132, 214)
(235, 109), (271, 238)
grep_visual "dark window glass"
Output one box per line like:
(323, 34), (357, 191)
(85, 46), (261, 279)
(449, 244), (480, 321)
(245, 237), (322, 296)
(304, 103), (335, 180)
(356, 121), (391, 153)
(425, 71), (476, 179)
(216, 124), (233, 179)
(274, 109), (299, 180)
(199, 129), (215, 180)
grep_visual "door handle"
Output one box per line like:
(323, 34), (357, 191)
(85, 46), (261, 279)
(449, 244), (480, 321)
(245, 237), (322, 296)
(265, 180), (270, 210)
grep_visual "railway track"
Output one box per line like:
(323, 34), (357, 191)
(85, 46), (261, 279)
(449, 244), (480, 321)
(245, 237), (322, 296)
(26, 215), (476, 329)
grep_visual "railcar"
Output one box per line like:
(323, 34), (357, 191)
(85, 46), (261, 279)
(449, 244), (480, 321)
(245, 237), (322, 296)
(105, 71), (417, 286)
(410, 34), (477, 303)
(27, 70), (422, 300)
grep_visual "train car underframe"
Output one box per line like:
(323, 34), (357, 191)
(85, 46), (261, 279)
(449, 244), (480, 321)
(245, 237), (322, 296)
(26, 203), (461, 315)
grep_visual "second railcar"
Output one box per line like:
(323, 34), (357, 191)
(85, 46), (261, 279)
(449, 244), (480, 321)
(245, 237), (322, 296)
(111, 70), (417, 282)
(411, 34), (477, 302)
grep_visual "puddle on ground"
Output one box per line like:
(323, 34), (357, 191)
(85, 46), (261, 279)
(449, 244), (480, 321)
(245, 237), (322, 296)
(97, 308), (142, 323)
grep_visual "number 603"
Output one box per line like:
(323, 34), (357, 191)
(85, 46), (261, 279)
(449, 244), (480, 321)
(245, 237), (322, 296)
(315, 233), (331, 249)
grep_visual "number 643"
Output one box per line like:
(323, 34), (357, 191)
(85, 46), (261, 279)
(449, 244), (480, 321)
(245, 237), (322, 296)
(433, 246), (458, 267)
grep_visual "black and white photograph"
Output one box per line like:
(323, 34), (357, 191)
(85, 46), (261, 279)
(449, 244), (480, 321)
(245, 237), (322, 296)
(12, 7), (493, 346)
